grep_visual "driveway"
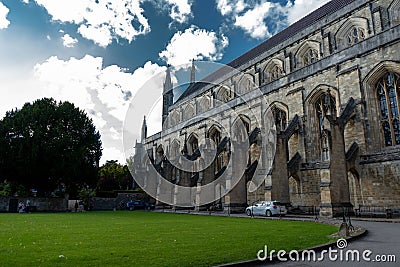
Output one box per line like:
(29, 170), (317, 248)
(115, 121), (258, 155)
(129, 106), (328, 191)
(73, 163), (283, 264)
(262, 220), (399, 266)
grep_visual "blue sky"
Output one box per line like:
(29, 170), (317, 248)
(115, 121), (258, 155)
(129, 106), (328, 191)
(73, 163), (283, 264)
(0, 0), (330, 164)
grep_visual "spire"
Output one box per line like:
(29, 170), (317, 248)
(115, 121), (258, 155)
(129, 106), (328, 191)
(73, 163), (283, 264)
(190, 59), (195, 84)
(162, 66), (174, 127)
(163, 65), (173, 94)
(141, 116), (147, 143)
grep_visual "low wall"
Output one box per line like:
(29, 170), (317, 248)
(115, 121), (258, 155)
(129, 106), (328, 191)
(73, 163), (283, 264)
(91, 197), (116, 211)
(0, 196), (67, 212)
(91, 192), (149, 211)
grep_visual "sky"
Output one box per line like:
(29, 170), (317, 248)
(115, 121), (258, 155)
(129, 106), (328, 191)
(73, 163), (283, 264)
(0, 0), (330, 165)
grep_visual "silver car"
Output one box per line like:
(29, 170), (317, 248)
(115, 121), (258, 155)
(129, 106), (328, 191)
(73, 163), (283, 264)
(246, 201), (287, 217)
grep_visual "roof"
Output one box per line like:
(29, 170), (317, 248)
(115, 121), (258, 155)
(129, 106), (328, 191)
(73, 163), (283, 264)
(176, 0), (355, 103)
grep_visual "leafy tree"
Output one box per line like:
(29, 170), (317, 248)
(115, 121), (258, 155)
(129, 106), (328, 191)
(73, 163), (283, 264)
(97, 160), (134, 191)
(0, 98), (102, 196)
(0, 180), (11, 196)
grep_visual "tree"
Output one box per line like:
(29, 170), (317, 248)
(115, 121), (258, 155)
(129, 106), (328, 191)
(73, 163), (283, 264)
(0, 98), (102, 196)
(97, 160), (134, 191)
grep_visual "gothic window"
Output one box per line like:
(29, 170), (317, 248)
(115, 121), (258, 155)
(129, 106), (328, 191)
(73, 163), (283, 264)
(209, 127), (223, 173)
(183, 104), (195, 121)
(264, 65), (283, 83)
(188, 135), (199, 155)
(315, 92), (337, 133)
(315, 92), (337, 161)
(272, 107), (287, 133)
(238, 75), (253, 95)
(302, 48), (319, 67)
(198, 96), (210, 114)
(389, 0), (400, 25)
(216, 86), (231, 103)
(347, 26), (365, 46)
(377, 72), (400, 146)
(169, 140), (180, 160)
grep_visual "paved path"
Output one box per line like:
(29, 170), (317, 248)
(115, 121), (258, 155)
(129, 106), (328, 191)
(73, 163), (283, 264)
(157, 210), (399, 266)
(263, 220), (399, 266)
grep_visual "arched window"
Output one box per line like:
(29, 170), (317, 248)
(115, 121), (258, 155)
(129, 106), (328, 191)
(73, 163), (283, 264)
(346, 26), (366, 46)
(272, 107), (287, 133)
(264, 64), (283, 83)
(302, 48), (319, 67)
(188, 135), (199, 155)
(389, 0), (400, 25)
(314, 92), (337, 161)
(315, 92), (337, 133)
(237, 75), (254, 95)
(377, 72), (400, 146)
(183, 104), (195, 121)
(209, 127), (223, 173)
(198, 96), (210, 114)
(216, 86), (231, 103)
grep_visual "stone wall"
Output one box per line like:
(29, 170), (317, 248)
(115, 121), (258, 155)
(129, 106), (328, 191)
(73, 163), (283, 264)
(0, 196), (67, 212)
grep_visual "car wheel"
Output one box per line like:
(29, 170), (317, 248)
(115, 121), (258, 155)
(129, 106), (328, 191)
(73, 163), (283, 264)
(246, 209), (252, 216)
(266, 210), (272, 217)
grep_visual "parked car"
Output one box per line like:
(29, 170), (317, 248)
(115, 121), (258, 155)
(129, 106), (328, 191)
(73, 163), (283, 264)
(126, 201), (155, 210)
(245, 201), (287, 217)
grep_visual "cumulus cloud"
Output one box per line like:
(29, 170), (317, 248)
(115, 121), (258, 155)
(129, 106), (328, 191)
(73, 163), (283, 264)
(287, 0), (330, 24)
(234, 1), (274, 39)
(32, 0), (150, 47)
(34, 55), (165, 123)
(164, 0), (192, 24)
(0, 2), (10, 29)
(216, 0), (330, 39)
(159, 26), (228, 67)
(216, 0), (246, 16)
(33, 55), (166, 164)
(61, 34), (78, 48)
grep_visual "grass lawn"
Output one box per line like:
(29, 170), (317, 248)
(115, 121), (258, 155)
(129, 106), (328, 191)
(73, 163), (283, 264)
(0, 211), (338, 266)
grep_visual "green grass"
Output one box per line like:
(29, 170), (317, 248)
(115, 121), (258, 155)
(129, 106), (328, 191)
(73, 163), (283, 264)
(0, 211), (337, 266)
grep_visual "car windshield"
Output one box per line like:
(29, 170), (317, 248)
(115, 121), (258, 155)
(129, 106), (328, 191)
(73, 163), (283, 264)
(272, 201), (281, 206)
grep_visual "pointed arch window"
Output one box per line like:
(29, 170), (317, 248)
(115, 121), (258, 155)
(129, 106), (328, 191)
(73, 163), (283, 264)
(209, 127), (223, 173)
(264, 64), (284, 83)
(315, 92), (337, 161)
(315, 92), (337, 133)
(272, 107), (287, 133)
(188, 135), (199, 155)
(347, 26), (365, 46)
(377, 72), (400, 146)
(302, 48), (319, 67)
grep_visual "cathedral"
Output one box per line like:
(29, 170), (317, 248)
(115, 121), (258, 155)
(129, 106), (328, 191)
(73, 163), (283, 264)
(133, 0), (400, 217)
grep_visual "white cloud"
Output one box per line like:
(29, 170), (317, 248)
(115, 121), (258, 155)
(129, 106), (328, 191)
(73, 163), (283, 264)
(234, 1), (273, 39)
(216, 0), (330, 39)
(287, 0), (330, 24)
(216, 0), (246, 16)
(159, 26), (229, 67)
(61, 34), (78, 48)
(0, 2), (10, 29)
(33, 55), (166, 164)
(33, 0), (150, 47)
(165, 0), (192, 23)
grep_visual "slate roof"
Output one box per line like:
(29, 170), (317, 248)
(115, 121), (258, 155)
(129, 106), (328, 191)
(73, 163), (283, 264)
(176, 0), (355, 103)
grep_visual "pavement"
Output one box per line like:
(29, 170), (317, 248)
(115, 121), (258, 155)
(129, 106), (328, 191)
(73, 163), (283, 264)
(156, 209), (400, 266)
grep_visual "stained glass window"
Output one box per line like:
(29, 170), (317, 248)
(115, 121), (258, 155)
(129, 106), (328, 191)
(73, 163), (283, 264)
(377, 72), (400, 146)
